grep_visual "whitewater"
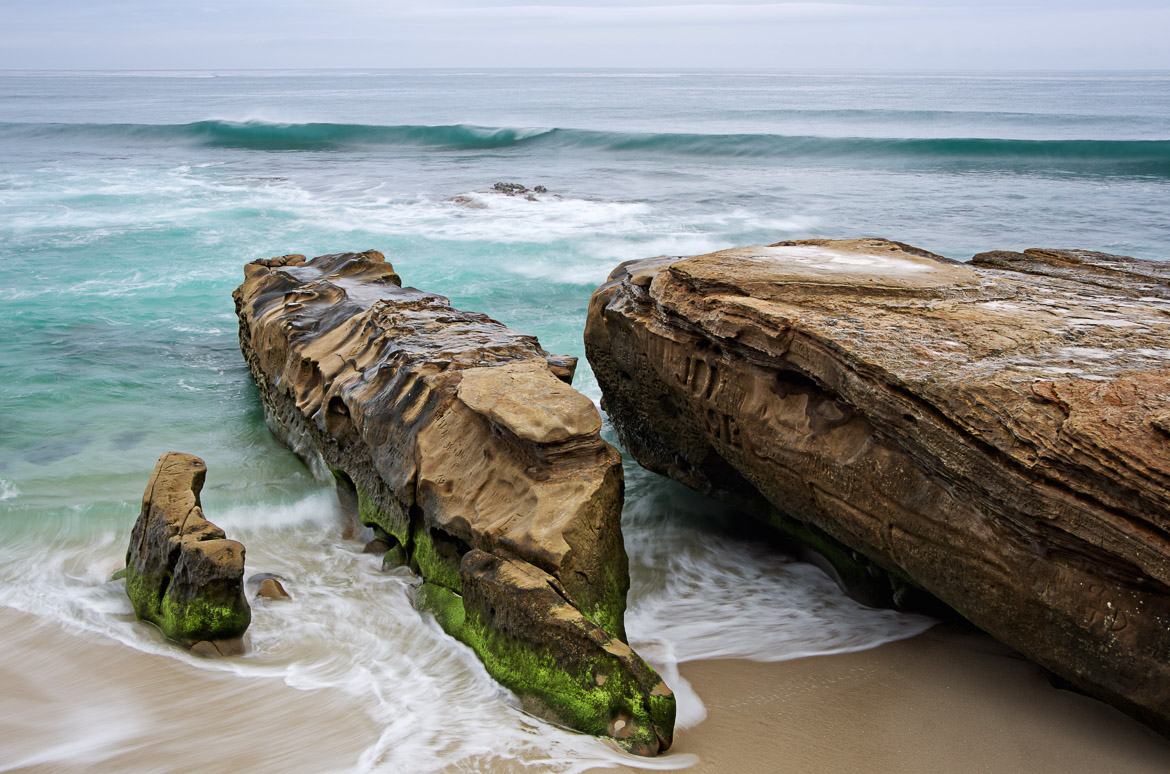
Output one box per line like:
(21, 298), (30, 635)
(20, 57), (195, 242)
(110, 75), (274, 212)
(1, 69), (1168, 772)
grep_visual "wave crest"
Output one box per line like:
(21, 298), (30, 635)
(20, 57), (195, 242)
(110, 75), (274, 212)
(2, 120), (1168, 174)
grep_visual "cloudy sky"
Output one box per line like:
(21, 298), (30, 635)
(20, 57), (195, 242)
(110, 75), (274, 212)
(3, 0), (1168, 70)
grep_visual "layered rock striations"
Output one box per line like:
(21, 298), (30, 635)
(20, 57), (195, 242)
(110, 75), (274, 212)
(234, 251), (673, 754)
(585, 239), (1170, 735)
(126, 452), (250, 654)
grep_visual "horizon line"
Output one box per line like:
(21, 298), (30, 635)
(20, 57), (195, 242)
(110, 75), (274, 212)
(3, 66), (1170, 74)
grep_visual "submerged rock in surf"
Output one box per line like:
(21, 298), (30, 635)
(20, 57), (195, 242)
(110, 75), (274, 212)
(256, 578), (291, 602)
(585, 238), (1170, 738)
(233, 250), (674, 755)
(449, 195), (488, 209)
(125, 452), (251, 650)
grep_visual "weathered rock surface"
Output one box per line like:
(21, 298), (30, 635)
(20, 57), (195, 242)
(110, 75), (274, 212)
(585, 238), (1170, 736)
(234, 250), (673, 753)
(125, 452), (250, 649)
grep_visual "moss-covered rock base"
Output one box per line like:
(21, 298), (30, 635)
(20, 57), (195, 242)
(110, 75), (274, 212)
(417, 550), (674, 756)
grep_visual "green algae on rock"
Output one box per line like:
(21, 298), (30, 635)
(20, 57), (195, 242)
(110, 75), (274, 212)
(233, 250), (673, 754)
(125, 452), (250, 653)
(418, 551), (674, 756)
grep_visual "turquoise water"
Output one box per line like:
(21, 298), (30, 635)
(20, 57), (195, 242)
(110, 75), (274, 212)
(1, 70), (1167, 771)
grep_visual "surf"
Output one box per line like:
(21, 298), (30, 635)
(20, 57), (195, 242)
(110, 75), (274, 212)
(3, 119), (1168, 176)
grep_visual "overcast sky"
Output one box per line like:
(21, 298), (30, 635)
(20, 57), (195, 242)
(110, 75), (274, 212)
(3, 0), (1168, 70)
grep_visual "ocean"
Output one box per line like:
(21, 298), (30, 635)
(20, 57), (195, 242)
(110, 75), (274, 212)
(1, 69), (1167, 772)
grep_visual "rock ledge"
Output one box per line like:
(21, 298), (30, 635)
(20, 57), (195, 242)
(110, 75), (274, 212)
(585, 238), (1170, 736)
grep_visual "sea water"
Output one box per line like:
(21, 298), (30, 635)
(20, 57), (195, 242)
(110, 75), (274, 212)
(1, 70), (1167, 772)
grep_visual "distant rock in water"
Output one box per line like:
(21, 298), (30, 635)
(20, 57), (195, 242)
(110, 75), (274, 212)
(233, 250), (674, 755)
(449, 184), (551, 207)
(492, 181), (529, 195)
(585, 238), (1170, 737)
(493, 182), (548, 196)
(125, 453), (250, 653)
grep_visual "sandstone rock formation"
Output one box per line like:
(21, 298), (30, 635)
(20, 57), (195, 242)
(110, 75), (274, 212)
(234, 251), (673, 754)
(585, 239), (1170, 736)
(125, 452), (250, 651)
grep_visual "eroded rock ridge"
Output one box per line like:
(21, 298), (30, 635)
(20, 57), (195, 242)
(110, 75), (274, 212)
(585, 238), (1170, 735)
(234, 250), (673, 754)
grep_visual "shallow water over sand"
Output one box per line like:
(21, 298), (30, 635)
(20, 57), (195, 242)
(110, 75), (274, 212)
(0, 465), (934, 772)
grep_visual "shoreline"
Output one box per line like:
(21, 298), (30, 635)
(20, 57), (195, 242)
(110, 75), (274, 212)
(5, 608), (1170, 773)
(609, 624), (1170, 774)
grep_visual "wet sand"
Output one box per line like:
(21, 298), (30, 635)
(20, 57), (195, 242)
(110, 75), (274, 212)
(0, 608), (377, 773)
(611, 624), (1170, 774)
(4, 608), (1170, 773)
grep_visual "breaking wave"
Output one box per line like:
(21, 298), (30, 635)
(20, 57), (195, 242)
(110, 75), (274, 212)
(3, 120), (1169, 174)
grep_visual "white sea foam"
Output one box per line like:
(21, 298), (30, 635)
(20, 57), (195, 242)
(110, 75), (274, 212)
(2, 162), (817, 303)
(620, 475), (934, 731)
(0, 468), (934, 772)
(0, 481), (18, 501)
(305, 191), (658, 245)
(286, 191), (816, 286)
(627, 552), (934, 663)
(202, 110), (323, 125)
(0, 489), (699, 773)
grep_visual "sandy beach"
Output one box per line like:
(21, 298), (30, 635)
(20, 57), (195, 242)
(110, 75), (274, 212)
(648, 624), (1170, 774)
(5, 606), (1168, 774)
(0, 608), (376, 773)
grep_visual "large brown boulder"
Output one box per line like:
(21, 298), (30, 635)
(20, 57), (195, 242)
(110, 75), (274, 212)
(125, 452), (250, 650)
(584, 238), (1170, 736)
(233, 251), (673, 754)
